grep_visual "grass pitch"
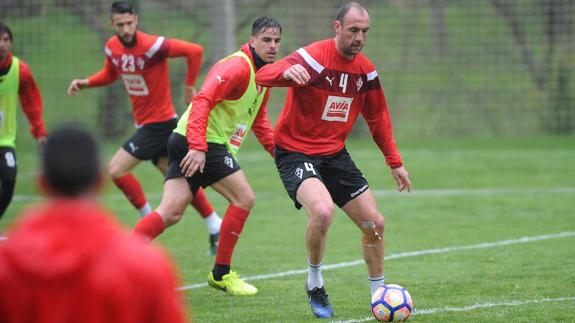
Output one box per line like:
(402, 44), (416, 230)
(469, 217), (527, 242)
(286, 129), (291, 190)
(2, 136), (574, 322)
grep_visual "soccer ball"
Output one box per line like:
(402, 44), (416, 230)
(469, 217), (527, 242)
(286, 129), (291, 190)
(371, 284), (413, 322)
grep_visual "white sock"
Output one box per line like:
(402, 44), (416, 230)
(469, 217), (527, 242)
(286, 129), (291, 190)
(307, 260), (324, 290)
(138, 203), (152, 217)
(204, 212), (222, 235)
(369, 276), (385, 295)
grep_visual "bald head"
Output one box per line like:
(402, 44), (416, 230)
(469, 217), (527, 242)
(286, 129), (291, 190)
(336, 2), (369, 25)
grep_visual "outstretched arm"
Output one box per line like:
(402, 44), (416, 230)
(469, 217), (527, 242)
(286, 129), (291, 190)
(256, 52), (310, 87)
(167, 39), (203, 104)
(68, 58), (118, 95)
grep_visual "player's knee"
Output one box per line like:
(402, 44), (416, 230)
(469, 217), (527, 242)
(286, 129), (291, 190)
(108, 161), (125, 179)
(163, 209), (185, 226)
(157, 198), (188, 227)
(373, 215), (384, 233)
(361, 217), (384, 247)
(235, 190), (255, 210)
(309, 202), (334, 227)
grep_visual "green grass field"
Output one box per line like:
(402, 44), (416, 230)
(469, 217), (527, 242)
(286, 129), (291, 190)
(2, 135), (574, 322)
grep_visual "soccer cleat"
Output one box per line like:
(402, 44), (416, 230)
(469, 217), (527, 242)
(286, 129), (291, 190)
(207, 233), (219, 256)
(208, 271), (258, 296)
(307, 285), (333, 318)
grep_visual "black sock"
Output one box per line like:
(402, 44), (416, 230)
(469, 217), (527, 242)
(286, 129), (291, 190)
(212, 263), (230, 281)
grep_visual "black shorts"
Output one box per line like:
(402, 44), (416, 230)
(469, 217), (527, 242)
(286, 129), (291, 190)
(275, 146), (369, 209)
(0, 147), (17, 181)
(122, 118), (177, 165)
(166, 132), (241, 195)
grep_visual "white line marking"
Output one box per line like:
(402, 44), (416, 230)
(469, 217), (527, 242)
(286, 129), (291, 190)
(177, 231), (575, 291)
(371, 187), (575, 197)
(332, 297), (575, 322)
(11, 187), (575, 204)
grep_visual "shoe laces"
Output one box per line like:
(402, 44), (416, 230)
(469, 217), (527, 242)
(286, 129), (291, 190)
(309, 287), (330, 306)
(225, 271), (239, 281)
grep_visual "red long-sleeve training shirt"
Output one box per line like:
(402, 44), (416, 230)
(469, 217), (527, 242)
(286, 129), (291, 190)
(0, 52), (47, 139)
(87, 31), (203, 126)
(186, 43), (274, 156)
(256, 39), (402, 168)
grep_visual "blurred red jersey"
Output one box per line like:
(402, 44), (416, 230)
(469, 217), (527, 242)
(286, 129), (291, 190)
(0, 199), (187, 323)
(88, 31), (202, 126)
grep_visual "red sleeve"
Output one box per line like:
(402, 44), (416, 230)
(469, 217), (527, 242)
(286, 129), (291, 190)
(18, 61), (47, 139)
(362, 81), (403, 168)
(251, 90), (275, 157)
(166, 39), (203, 86)
(255, 51), (307, 87)
(186, 57), (250, 151)
(87, 58), (118, 87)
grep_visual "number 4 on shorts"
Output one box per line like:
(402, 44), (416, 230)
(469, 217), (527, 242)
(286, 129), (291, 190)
(304, 162), (316, 175)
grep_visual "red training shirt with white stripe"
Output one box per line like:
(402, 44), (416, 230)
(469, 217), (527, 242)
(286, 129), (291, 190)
(256, 38), (402, 168)
(87, 31), (202, 126)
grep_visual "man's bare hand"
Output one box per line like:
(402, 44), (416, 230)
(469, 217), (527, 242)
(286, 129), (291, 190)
(180, 149), (205, 177)
(283, 64), (310, 85)
(184, 86), (197, 105)
(391, 166), (412, 192)
(67, 79), (89, 96)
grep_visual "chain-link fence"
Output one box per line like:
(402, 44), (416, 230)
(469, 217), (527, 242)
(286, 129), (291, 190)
(3, 0), (574, 142)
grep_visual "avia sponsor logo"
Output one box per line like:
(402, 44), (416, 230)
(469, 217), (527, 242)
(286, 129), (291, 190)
(350, 184), (368, 198)
(321, 95), (353, 122)
(229, 124), (247, 149)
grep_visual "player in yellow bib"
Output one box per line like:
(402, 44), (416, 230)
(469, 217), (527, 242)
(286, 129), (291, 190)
(133, 17), (281, 296)
(0, 23), (47, 221)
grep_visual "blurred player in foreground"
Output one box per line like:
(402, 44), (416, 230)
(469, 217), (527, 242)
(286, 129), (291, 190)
(256, 2), (412, 318)
(0, 125), (187, 323)
(67, 1), (221, 254)
(0, 22), (47, 220)
(133, 17), (281, 296)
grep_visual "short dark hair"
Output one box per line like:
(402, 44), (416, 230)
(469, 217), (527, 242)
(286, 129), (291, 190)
(0, 22), (13, 42)
(42, 125), (101, 197)
(110, 1), (136, 16)
(336, 2), (367, 23)
(251, 16), (282, 36)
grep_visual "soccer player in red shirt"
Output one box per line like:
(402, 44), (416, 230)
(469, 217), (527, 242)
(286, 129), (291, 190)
(0, 22), (47, 220)
(67, 1), (221, 254)
(0, 125), (187, 323)
(256, 2), (412, 318)
(133, 17), (281, 296)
